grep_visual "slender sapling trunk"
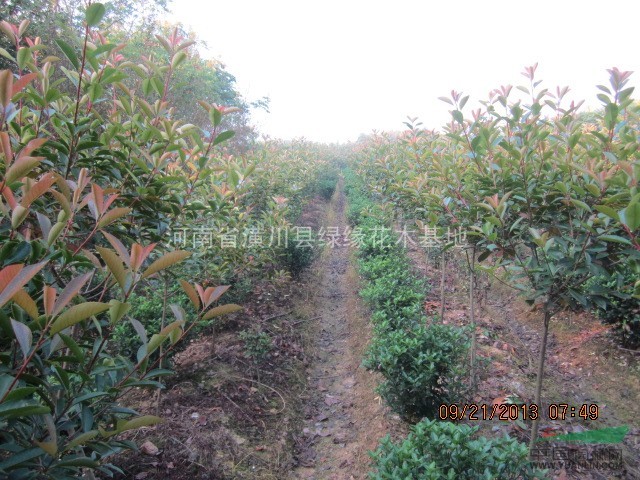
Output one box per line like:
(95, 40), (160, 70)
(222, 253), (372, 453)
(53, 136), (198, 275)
(528, 308), (551, 457)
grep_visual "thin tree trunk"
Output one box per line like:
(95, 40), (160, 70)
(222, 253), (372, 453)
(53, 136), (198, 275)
(426, 248), (431, 325)
(156, 276), (169, 415)
(439, 249), (446, 321)
(469, 247), (476, 388)
(528, 308), (551, 457)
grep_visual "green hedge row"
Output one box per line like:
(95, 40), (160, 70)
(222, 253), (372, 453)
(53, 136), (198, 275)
(342, 169), (546, 479)
(345, 169), (469, 421)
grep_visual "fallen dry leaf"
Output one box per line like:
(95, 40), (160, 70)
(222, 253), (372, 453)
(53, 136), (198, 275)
(139, 440), (159, 456)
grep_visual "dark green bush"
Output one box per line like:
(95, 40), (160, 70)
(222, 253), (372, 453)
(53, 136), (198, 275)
(360, 274), (425, 315)
(346, 174), (467, 422)
(588, 264), (640, 348)
(280, 235), (317, 276)
(358, 255), (410, 280)
(364, 324), (469, 421)
(368, 305), (425, 332)
(347, 196), (374, 225)
(369, 419), (547, 479)
(316, 170), (339, 200)
(356, 229), (400, 259)
(343, 169), (377, 225)
(357, 252), (426, 330)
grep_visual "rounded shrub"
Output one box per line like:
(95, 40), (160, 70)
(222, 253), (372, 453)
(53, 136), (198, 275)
(363, 324), (469, 421)
(316, 169), (339, 200)
(369, 419), (547, 479)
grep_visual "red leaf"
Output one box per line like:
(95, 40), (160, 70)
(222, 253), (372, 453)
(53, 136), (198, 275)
(0, 261), (47, 308)
(11, 72), (38, 97)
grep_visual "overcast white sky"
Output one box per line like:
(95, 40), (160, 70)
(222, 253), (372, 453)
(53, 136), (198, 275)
(167, 0), (639, 143)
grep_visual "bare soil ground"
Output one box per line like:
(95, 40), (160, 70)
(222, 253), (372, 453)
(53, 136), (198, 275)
(292, 182), (405, 480)
(113, 183), (402, 479)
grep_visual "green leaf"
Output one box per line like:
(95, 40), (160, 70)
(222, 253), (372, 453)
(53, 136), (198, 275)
(96, 247), (126, 289)
(10, 319), (32, 360)
(88, 82), (104, 102)
(0, 447), (43, 470)
(34, 440), (57, 457)
(16, 47), (31, 70)
(85, 3), (106, 27)
(569, 289), (588, 307)
(109, 300), (130, 324)
(142, 368), (174, 379)
(209, 108), (222, 127)
(146, 333), (167, 355)
(4, 241), (32, 265)
(59, 333), (84, 363)
(584, 183), (600, 197)
(159, 320), (183, 338)
(65, 430), (99, 451)
(604, 103), (619, 130)
(0, 400), (49, 418)
(54, 456), (99, 468)
(570, 198), (591, 212)
(477, 250), (492, 262)
(76, 140), (104, 151)
(5, 156), (43, 184)
(0, 374), (16, 399)
(620, 201), (640, 231)
(55, 39), (80, 70)
(72, 391), (110, 406)
(202, 303), (242, 321)
(213, 130), (235, 146)
(171, 51), (187, 69)
(47, 221), (66, 246)
(50, 302), (110, 336)
(594, 205), (620, 222)
(599, 234), (632, 245)
(97, 206), (131, 228)
(3, 386), (37, 402)
(0, 47), (14, 62)
(141, 250), (190, 279)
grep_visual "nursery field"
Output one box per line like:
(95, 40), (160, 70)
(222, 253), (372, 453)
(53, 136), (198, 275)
(1, 2), (640, 480)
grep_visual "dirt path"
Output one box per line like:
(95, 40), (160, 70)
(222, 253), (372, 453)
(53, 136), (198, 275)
(292, 181), (403, 479)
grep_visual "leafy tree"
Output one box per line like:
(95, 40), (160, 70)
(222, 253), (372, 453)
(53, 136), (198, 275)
(0, 0), (167, 71)
(351, 65), (640, 455)
(115, 22), (264, 152)
(0, 5), (247, 476)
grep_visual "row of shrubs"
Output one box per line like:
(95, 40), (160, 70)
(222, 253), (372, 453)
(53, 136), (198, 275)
(343, 170), (546, 479)
(112, 169), (340, 363)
